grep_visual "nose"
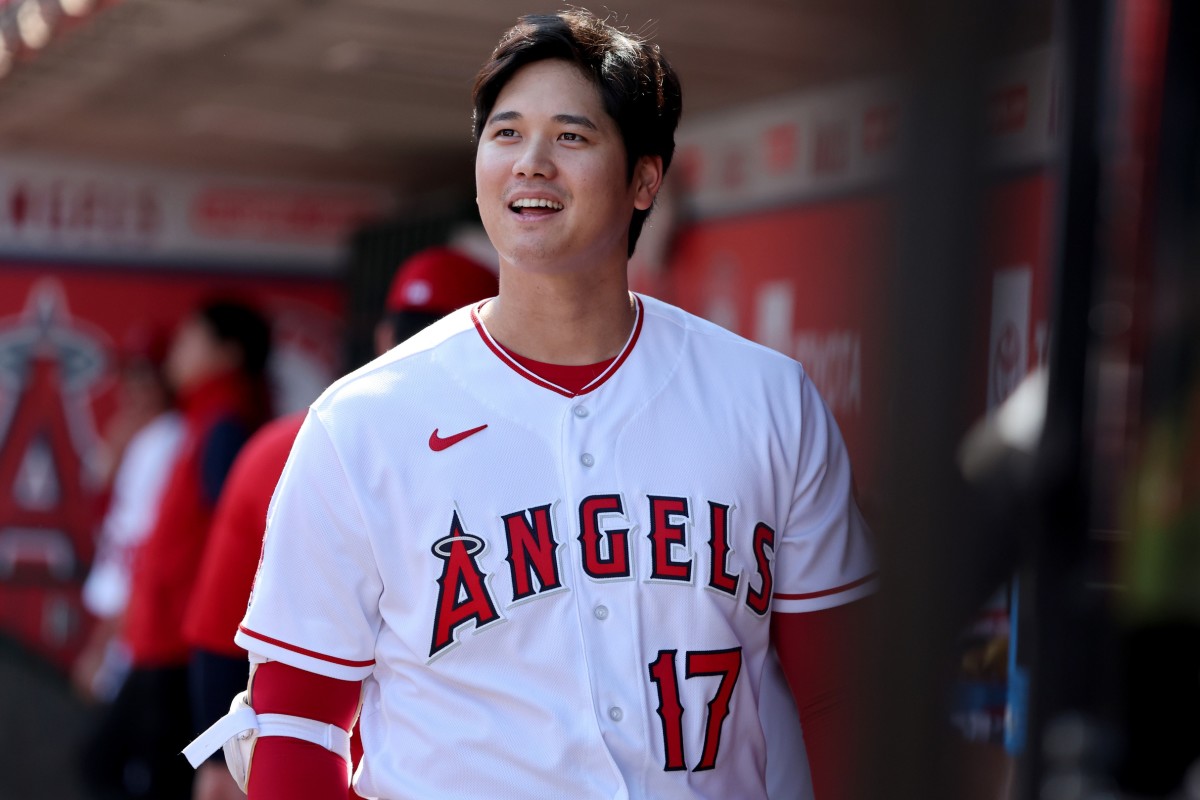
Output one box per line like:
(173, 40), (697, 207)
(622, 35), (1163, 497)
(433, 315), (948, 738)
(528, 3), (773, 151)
(512, 135), (556, 179)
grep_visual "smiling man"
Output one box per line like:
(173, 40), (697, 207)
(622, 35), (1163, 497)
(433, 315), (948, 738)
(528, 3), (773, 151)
(185, 10), (875, 800)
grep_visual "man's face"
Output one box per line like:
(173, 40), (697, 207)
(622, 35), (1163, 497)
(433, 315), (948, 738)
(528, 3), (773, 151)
(165, 316), (235, 392)
(474, 59), (660, 275)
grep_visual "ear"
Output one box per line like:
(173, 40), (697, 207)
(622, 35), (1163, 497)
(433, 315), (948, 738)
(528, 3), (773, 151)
(632, 155), (664, 212)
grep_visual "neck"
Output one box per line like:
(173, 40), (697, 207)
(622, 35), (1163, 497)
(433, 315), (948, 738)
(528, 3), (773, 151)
(480, 266), (634, 365)
(178, 368), (253, 417)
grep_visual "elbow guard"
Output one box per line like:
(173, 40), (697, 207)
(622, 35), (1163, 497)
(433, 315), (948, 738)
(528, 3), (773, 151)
(182, 690), (351, 792)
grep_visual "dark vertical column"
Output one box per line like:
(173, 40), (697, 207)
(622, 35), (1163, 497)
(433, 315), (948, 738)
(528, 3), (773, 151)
(1113, 0), (1200, 794)
(1018, 0), (1113, 796)
(861, 1), (1000, 797)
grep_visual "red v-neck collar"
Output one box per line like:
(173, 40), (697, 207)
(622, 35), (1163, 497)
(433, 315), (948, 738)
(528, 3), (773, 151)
(502, 350), (616, 395)
(471, 295), (644, 398)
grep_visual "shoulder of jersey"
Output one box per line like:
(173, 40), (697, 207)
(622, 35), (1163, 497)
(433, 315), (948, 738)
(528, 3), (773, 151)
(639, 294), (809, 377)
(311, 306), (476, 414)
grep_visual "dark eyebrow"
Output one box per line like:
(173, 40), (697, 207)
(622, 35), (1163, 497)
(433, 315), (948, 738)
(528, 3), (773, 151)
(485, 110), (599, 131)
(486, 110), (522, 127)
(553, 114), (598, 131)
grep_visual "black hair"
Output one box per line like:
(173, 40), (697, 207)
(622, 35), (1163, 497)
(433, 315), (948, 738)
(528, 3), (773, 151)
(197, 300), (272, 377)
(472, 9), (682, 257)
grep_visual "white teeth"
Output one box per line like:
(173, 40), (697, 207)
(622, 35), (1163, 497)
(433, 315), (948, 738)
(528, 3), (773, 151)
(511, 198), (564, 210)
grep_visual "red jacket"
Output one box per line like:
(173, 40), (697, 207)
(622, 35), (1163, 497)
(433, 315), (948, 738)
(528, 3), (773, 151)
(184, 411), (305, 657)
(123, 371), (264, 667)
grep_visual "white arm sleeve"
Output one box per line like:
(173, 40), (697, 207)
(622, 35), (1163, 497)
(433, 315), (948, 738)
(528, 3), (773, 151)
(772, 372), (877, 614)
(82, 414), (184, 618)
(235, 410), (383, 681)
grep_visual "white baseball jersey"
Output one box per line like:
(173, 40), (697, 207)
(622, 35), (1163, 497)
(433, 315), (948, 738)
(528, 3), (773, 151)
(236, 293), (875, 800)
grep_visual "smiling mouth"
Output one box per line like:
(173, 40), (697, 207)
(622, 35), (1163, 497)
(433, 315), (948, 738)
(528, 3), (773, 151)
(509, 198), (564, 215)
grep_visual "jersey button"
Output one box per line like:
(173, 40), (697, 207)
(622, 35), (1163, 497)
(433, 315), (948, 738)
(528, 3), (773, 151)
(573, 405), (589, 418)
(608, 706), (623, 722)
(580, 453), (595, 467)
(593, 605), (609, 620)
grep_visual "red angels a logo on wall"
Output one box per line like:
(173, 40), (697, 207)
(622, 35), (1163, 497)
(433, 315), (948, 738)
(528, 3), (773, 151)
(0, 280), (108, 666)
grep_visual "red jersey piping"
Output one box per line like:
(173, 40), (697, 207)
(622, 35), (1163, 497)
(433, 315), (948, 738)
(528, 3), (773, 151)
(773, 571), (877, 601)
(238, 625), (375, 668)
(471, 295), (644, 398)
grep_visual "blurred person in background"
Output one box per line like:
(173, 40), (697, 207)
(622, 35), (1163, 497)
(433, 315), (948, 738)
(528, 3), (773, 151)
(182, 248), (498, 800)
(72, 328), (184, 704)
(81, 300), (271, 800)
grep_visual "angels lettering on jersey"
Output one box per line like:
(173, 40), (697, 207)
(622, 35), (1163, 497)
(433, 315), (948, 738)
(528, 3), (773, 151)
(429, 494), (775, 660)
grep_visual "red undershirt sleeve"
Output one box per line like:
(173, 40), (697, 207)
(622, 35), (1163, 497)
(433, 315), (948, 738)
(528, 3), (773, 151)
(246, 660), (362, 800)
(771, 598), (872, 800)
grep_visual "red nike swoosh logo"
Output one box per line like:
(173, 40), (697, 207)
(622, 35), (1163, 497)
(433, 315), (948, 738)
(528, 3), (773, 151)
(429, 424), (488, 452)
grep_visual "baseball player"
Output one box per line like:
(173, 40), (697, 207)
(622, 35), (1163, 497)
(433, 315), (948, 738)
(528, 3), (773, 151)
(185, 10), (875, 800)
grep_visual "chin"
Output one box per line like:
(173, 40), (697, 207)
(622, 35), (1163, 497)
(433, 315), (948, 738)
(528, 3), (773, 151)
(498, 239), (566, 270)
(502, 253), (564, 275)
